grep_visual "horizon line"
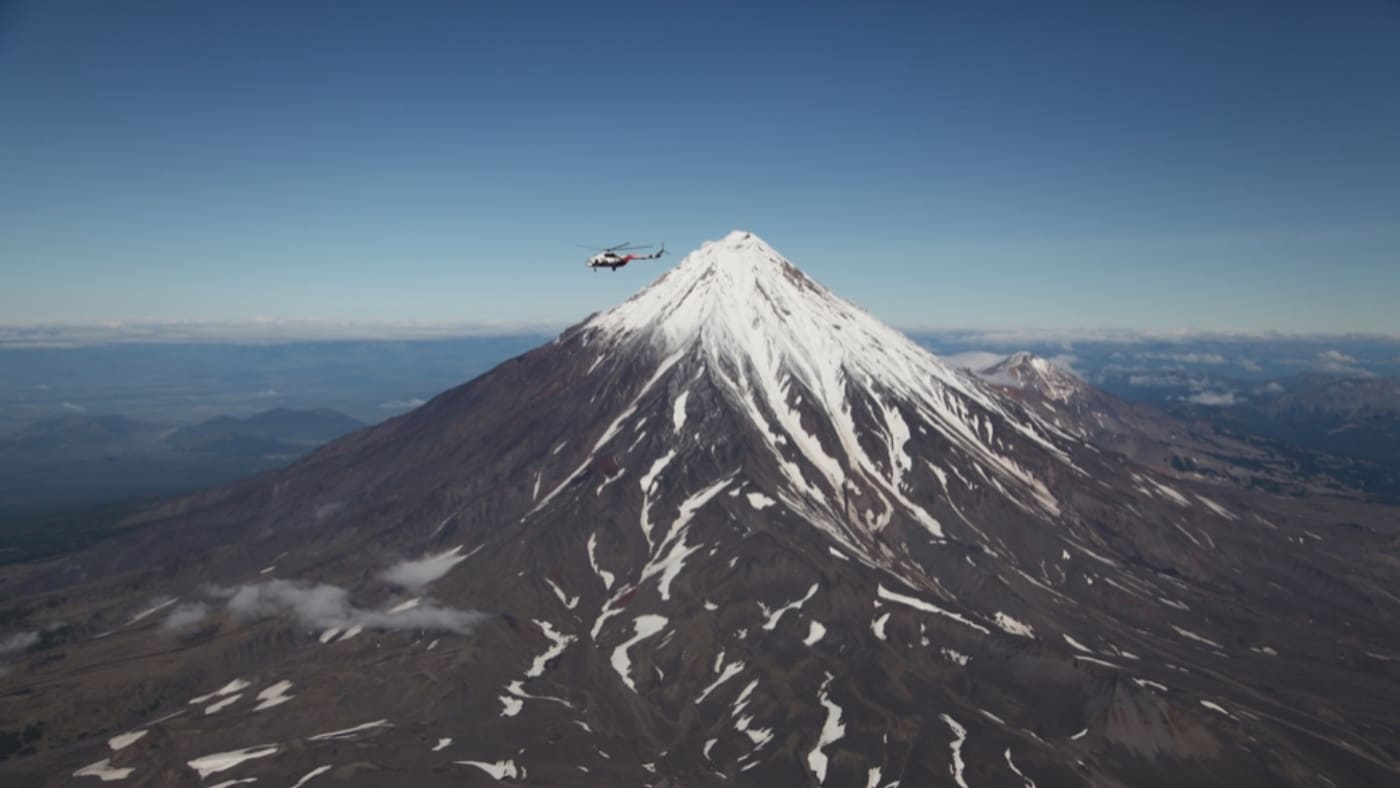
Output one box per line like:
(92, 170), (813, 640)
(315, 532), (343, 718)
(3, 320), (1400, 349)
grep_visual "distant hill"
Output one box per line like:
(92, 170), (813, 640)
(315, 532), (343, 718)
(0, 408), (363, 534)
(1209, 375), (1400, 465)
(1263, 375), (1400, 418)
(5, 413), (154, 455)
(164, 408), (363, 451)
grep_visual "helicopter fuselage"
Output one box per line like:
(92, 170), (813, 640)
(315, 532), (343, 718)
(582, 242), (664, 271)
(587, 252), (628, 270)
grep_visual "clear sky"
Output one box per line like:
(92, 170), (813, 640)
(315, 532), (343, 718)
(3, 0), (1398, 333)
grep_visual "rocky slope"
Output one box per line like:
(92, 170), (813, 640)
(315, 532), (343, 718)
(1, 232), (1398, 787)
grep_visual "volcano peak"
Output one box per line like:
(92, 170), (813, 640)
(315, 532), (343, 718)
(587, 231), (932, 376)
(570, 231), (1071, 554)
(583, 232), (994, 437)
(586, 230), (817, 347)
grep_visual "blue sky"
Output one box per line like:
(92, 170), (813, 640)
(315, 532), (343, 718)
(3, 0), (1397, 333)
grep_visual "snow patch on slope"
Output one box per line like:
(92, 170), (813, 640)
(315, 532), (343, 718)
(187, 745), (279, 778)
(611, 615), (668, 692)
(456, 760), (521, 780)
(290, 765), (332, 788)
(994, 612), (1035, 638)
(878, 585), (990, 635)
(941, 714), (970, 788)
(807, 673), (846, 785)
(107, 730), (147, 751)
(74, 759), (134, 782)
(758, 583), (818, 631)
(586, 532), (616, 590)
(526, 619), (576, 679)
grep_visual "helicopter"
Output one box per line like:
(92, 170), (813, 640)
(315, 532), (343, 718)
(581, 242), (667, 272)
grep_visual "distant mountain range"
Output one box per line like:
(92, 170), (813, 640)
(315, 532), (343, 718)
(971, 354), (1400, 502)
(0, 409), (363, 550)
(1172, 375), (1400, 466)
(926, 346), (1400, 491)
(163, 408), (365, 452)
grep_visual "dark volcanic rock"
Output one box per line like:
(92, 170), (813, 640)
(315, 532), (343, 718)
(1, 231), (1398, 787)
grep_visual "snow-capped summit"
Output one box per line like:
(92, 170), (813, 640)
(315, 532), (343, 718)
(586, 230), (1012, 445)
(590, 230), (940, 372)
(579, 231), (1070, 541)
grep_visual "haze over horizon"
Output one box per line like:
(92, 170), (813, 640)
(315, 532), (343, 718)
(3, 1), (1397, 333)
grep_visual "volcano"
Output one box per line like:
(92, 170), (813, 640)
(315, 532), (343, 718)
(2, 231), (1398, 787)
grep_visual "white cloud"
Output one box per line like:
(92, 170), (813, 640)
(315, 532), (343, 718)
(0, 631), (39, 654)
(1305, 350), (1372, 377)
(226, 581), (348, 625)
(161, 602), (210, 631)
(253, 388), (281, 399)
(1317, 349), (1357, 367)
(1141, 352), (1228, 365)
(60, 401), (86, 413)
(1184, 392), (1239, 406)
(381, 546), (468, 589)
(935, 350), (1079, 377)
(1127, 373), (1186, 387)
(379, 398), (427, 411)
(976, 369), (1023, 388)
(221, 579), (483, 635)
(937, 351), (1007, 372)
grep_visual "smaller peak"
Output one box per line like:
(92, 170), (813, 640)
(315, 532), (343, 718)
(987, 351), (1065, 375)
(983, 351), (1039, 374)
(978, 352), (1082, 403)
